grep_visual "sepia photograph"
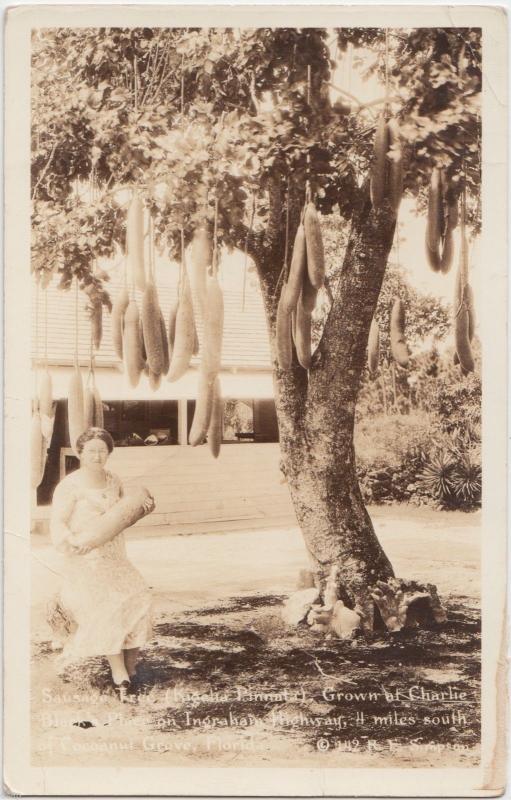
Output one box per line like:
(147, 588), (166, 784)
(3, 4), (507, 796)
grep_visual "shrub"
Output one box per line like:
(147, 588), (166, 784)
(418, 429), (481, 509)
(354, 411), (481, 511)
(355, 413), (433, 506)
(353, 342), (481, 510)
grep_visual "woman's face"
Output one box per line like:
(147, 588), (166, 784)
(80, 438), (110, 470)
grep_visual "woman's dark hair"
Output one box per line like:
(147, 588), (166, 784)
(75, 428), (114, 456)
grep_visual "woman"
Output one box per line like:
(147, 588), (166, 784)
(49, 427), (155, 698)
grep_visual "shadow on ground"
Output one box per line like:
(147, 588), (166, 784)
(49, 592), (480, 755)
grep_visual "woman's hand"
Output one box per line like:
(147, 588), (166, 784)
(72, 542), (93, 556)
(142, 494), (155, 515)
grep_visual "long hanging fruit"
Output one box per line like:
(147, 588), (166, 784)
(168, 270), (195, 382)
(111, 287), (130, 361)
(68, 361), (85, 455)
(453, 284), (476, 365)
(189, 274), (224, 445)
(466, 284), (476, 342)
(453, 232), (475, 374)
(207, 376), (223, 459)
(189, 226), (211, 314)
(38, 370), (53, 418)
(84, 385), (95, 429)
(167, 296), (179, 363)
(90, 299), (102, 351)
(367, 318), (380, 376)
(425, 168), (442, 271)
(301, 269), (318, 313)
(126, 193), (146, 292)
(370, 113), (389, 210)
(31, 412), (46, 489)
(139, 317), (147, 369)
(294, 297), (312, 369)
(282, 224), (307, 313)
(426, 168), (457, 273)
(148, 371), (162, 391)
(123, 300), (144, 387)
(370, 112), (403, 216)
(159, 312), (170, 375)
(83, 369), (104, 429)
(390, 299), (409, 368)
(386, 118), (403, 216)
(303, 203), (325, 289)
(202, 275), (224, 375)
(93, 385), (104, 428)
(141, 281), (165, 377)
(39, 370), (55, 441)
(189, 371), (216, 446)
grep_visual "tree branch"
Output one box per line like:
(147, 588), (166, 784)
(313, 183), (396, 395)
(31, 141), (57, 201)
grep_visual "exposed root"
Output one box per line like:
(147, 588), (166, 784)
(284, 571), (447, 638)
(370, 578), (447, 632)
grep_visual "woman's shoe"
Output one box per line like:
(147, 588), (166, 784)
(112, 679), (133, 702)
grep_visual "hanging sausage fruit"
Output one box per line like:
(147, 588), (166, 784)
(126, 192), (146, 292)
(390, 299), (409, 368)
(111, 286), (130, 361)
(282, 224), (307, 314)
(189, 273), (224, 446)
(370, 112), (403, 217)
(453, 232), (475, 374)
(167, 295), (179, 363)
(425, 168), (458, 273)
(31, 410), (47, 489)
(38, 368), (55, 441)
(159, 312), (170, 375)
(207, 376), (223, 459)
(454, 284), (476, 365)
(367, 318), (380, 376)
(168, 269), (195, 382)
(370, 113), (389, 210)
(84, 381), (95, 430)
(84, 367), (104, 429)
(294, 297), (312, 370)
(142, 282), (166, 378)
(123, 300), (144, 387)
(90, 298), (102, 351)
(303, 203), (325, 289)
(189, 226), (212, 314)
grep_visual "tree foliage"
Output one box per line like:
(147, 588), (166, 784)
(31, 26), (481, 305)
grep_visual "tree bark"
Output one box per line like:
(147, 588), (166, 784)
(254, 186), (445, 633)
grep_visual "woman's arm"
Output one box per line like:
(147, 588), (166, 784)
(50, 481), (91, 555)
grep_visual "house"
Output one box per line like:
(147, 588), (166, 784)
(32, 272), (295, 532)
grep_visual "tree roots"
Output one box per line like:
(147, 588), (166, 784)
(283, 571), (447, 638)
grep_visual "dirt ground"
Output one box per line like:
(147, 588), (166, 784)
(31, 506), (481, 768)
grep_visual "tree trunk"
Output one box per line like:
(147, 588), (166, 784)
(253, 186), (446, 634)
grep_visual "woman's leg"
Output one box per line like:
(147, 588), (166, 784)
(123, 647), (140, 678)
(107, 653), (130, 685)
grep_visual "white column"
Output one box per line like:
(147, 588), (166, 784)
(177, 398), (188, 445)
